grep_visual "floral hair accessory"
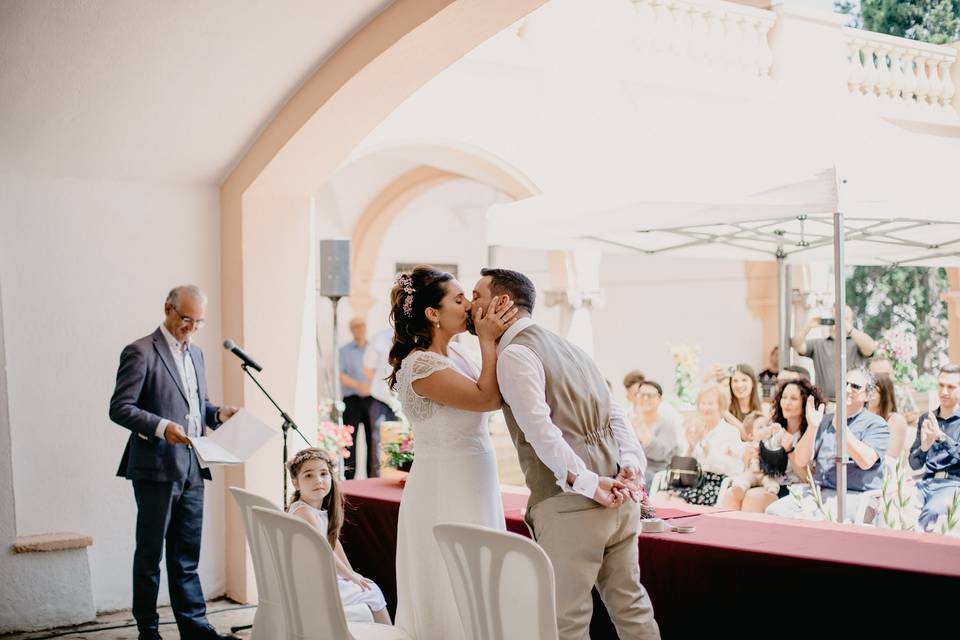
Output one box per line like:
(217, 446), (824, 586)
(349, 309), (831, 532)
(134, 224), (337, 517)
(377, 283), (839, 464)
(286, 447), (337, 473)
(396, 273), (416, 317)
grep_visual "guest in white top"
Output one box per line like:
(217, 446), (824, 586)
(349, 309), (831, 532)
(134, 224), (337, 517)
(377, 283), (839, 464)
(674, 384), (745, 506)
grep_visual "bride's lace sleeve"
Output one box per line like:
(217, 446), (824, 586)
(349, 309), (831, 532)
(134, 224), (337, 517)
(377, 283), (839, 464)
(398, 351), (453, 422)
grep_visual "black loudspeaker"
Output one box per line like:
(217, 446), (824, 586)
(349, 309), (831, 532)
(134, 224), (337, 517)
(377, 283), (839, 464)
(319, 238), (351, 298)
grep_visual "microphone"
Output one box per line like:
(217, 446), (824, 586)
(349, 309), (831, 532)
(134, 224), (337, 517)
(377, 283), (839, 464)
(223, 339), (263, 372)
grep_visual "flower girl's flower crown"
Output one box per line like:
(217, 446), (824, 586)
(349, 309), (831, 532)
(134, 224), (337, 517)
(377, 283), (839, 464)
(286, 447), (337, 473)
(396, 273), (416, 317)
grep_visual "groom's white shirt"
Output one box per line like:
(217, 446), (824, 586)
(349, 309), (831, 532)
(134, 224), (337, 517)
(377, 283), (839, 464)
(497, 318), (646, 500)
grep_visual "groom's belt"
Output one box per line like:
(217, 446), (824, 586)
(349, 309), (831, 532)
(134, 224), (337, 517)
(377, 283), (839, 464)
(583, 424), (614, 446)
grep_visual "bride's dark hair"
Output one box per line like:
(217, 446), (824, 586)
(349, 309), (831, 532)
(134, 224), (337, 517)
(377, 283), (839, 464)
(387, 265), (454, 391)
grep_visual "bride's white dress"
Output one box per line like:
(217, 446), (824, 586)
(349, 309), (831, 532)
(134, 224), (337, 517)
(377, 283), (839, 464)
(394, 343), (505, 640)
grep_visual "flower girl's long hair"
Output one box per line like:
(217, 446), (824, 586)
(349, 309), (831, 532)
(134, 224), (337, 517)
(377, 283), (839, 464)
(286, 448), (343, 549)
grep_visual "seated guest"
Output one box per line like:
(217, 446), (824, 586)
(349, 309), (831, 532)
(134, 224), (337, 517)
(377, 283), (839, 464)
(758, 346), (780, 400)
(725, 364), (762, 437)
(909, 364), (960, 531)
(673, 384), (745, 506)
(870, 357), (919, 426)
(719, 412), (780, 509)
(625, 367), (682, 427)
(630, 380), (682, 487)
(869, 373), (910, 463)
(766, 368), (889, 522)
(722, 379), (825, 512)
(777, 364), (810, 383)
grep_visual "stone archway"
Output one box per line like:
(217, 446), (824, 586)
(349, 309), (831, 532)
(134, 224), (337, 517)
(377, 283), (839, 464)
(347, 144), (541, 317)
(218, 0), (547, 601)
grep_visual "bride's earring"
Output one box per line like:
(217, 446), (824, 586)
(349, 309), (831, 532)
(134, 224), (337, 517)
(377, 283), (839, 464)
(435, 321), (440, 329)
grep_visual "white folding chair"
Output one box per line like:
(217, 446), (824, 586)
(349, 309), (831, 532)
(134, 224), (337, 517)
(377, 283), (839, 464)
(228, 487), (287, 640)
(230, 487), (373, 627)
(433, 522), (558, 640)
(251, 507), (408, 640)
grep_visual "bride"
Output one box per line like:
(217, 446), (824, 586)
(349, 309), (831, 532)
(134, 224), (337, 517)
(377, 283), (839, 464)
(387, 265), (518, 640)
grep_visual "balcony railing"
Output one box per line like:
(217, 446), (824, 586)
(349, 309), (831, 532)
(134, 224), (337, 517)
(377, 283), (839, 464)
(632, 0), (776, 82)
(844, 27), (958, 122)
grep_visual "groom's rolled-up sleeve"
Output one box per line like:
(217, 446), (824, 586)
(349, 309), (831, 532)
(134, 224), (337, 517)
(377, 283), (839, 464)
(497, 344), (598, 499)
(608, 399), (647, 478)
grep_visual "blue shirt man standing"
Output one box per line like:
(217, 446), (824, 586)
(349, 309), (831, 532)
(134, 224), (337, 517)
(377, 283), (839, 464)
(339, 317), (378, 478)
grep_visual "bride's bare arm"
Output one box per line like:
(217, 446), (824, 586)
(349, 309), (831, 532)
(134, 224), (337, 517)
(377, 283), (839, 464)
(412, 298), (516, 412)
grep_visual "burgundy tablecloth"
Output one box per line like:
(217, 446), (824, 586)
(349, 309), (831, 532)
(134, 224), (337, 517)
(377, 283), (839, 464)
(341, 478), (960, 637)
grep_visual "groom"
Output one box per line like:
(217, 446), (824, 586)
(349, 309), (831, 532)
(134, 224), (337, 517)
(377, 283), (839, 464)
(473, 268), (660, 640)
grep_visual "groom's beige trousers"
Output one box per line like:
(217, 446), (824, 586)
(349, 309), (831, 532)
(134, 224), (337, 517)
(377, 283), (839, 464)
(528, 493), (660, 640)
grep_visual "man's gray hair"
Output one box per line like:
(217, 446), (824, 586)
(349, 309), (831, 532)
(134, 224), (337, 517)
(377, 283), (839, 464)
(166, 285), (208, 308)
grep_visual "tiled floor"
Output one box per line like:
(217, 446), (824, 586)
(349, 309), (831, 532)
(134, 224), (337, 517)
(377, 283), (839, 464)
(0, 599), (256, 640)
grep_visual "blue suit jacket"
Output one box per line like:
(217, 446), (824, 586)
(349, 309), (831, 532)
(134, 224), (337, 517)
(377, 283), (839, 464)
(110, 328), (221, 482)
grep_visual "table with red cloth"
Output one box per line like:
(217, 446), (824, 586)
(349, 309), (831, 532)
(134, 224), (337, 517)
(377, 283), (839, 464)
(340, 478), (960, 637)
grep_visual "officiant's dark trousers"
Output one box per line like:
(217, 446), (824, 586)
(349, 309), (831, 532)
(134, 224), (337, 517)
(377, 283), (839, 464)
(132, 450), (211, 638)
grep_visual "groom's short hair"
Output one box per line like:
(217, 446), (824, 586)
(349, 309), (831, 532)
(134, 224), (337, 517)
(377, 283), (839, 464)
(481, 268), (536, 313)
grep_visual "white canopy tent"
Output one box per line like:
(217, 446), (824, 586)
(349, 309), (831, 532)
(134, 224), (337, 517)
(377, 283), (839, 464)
(487, 155), (960, 521)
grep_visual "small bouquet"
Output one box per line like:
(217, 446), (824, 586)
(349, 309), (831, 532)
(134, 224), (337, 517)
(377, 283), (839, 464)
(382, 431), (414, 472)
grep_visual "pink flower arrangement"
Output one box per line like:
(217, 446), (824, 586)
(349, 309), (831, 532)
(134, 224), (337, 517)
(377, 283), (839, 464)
(383, 431), (415, 469)
(876, 326), (918, 384)
(317, 420), (354, 459)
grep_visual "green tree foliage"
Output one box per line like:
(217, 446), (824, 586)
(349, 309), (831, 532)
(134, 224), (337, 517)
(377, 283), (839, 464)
(846, 266), (950, 376)
(836, 0), (960, 44)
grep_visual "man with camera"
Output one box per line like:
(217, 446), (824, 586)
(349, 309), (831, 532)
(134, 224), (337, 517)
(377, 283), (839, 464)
(791, 305), (876, 401)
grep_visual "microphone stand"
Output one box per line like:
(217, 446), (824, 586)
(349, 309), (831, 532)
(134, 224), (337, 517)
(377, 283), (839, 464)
(239, 363), (312, 509)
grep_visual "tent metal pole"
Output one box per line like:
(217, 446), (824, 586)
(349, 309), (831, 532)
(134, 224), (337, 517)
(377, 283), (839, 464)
(777, 251), (790, 369)
(833, 210), (848, 522)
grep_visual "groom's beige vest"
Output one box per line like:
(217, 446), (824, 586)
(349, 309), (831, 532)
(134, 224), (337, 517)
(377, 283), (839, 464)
(501, 324), (620, 510)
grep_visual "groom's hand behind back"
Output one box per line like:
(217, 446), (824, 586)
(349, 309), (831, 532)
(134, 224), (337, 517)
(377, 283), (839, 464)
(594, 477), (629, 508)
(614, 465), (642, 503)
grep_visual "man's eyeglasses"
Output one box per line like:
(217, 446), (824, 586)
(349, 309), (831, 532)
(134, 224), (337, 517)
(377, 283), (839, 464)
(638, 392), (661, 399)
(171, 306), (206, 329)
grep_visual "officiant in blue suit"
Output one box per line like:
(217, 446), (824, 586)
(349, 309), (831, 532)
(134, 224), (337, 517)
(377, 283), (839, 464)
(109, 285), (239, 640)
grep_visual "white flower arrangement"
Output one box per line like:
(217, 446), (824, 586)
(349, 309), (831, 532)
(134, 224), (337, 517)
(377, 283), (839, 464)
(669, 343), (701, 407)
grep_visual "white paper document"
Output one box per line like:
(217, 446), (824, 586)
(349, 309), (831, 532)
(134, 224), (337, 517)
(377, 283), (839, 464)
(189, 409), (277, 467)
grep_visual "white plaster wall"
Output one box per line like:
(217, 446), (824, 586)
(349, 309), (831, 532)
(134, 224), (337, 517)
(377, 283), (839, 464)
(0, 174), (226, 616)
(593, 253), (764, 406)
(0, 280), (96, 633)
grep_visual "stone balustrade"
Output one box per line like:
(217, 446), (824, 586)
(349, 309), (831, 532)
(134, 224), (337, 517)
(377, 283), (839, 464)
(631, 0), (776, 82)
(625, 1), (959, 124)
(844, 27), (958, 121)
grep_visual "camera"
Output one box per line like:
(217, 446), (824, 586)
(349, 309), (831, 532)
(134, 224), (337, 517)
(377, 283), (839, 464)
(819, 318), (836, 326)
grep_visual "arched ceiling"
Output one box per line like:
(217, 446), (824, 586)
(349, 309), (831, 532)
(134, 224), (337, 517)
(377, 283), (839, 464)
(0, 0), (392, 183)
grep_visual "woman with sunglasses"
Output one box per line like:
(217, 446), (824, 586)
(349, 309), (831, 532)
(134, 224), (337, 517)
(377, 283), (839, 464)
(765, 367), (890, 522)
